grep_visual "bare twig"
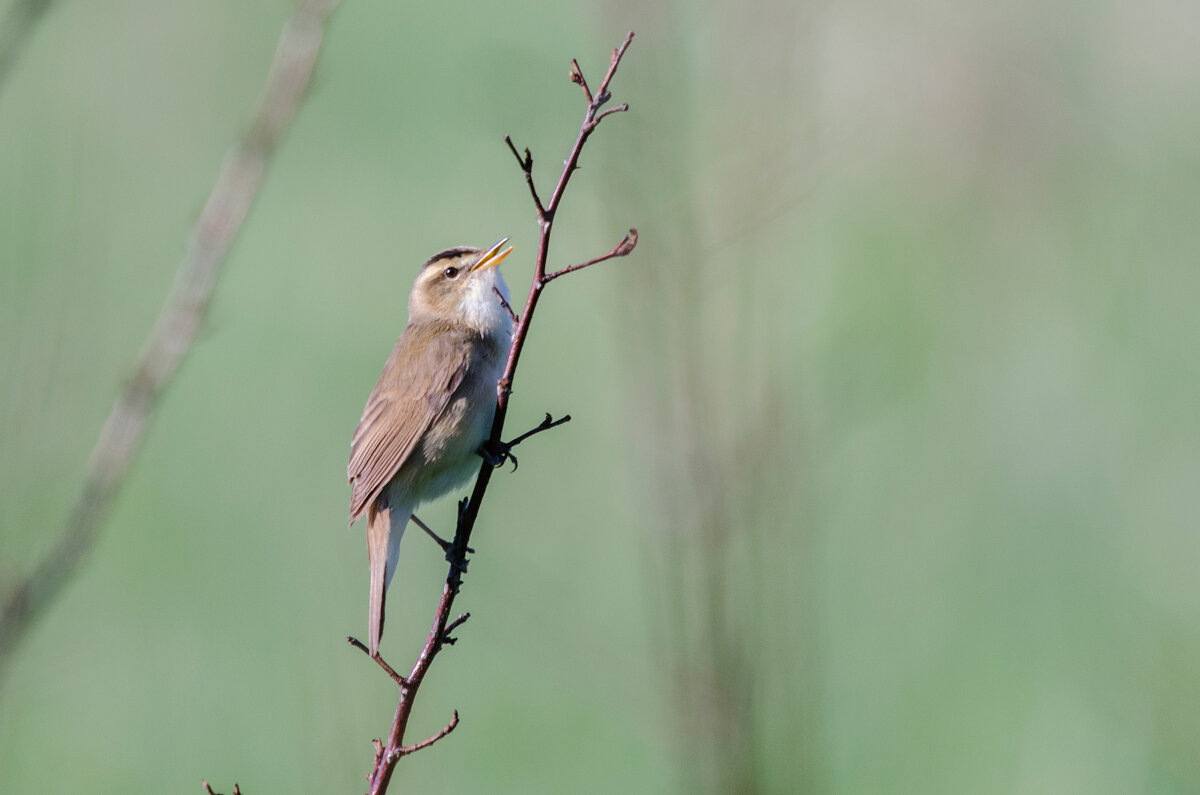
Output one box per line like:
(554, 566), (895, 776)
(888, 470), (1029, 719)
(202, 782), (241, 795)
(442, 612), (470, 641)
(397, 711), (459, 756)
(0, 0), (343, 678)
(504, 412), (572, 448)
(545, 229), (638, 282)
(361, 31), (637, 794)
(480, 413), (572, 472)
(595, 103), (630, 124)
(493, 285), (519, 324)
(568, 59), (591, 102)
(407, 512), (464, 554)
(503, 135), (545, 216)
(347, 636), (408, 687)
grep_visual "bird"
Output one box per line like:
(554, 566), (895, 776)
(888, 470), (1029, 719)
(348, 238), (514, 655)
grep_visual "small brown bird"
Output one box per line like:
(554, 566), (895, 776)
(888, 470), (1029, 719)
(348, 239), (514, 655)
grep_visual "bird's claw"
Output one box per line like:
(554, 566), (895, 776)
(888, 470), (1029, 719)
(478, 439), (518, 471)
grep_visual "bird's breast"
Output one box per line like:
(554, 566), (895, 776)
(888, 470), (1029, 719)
(403, 333), (507, 502)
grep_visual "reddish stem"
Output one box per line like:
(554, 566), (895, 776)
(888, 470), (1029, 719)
(364, 31), (638, 795)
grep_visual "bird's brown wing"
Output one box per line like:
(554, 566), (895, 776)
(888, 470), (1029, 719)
(347, 325), (471, 523)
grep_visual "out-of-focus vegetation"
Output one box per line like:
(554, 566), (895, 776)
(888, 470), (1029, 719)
(2, 1), (1198, 793)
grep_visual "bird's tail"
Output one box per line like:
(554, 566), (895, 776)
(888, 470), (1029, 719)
(366, 497), (410, 655)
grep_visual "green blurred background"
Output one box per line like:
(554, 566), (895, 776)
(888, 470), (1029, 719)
(3, 0), (1200, 792)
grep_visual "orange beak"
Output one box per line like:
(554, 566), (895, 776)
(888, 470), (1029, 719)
(471, 237), (513, 272)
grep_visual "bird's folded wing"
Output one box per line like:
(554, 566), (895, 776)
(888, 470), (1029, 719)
(347, 328), (471, 523)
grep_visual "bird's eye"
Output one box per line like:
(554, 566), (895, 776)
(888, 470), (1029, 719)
(443, 266), (460, 279)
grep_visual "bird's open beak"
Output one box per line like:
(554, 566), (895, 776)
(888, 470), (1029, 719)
(471, 237), (513, 272)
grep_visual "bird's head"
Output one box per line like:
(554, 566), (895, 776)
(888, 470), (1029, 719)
(408, 238), (514, 336)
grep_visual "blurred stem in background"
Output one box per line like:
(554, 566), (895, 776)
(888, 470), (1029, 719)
(600, 3), (822, 792)
(0, 0), (341, 680)
(0, 0), (53, 94)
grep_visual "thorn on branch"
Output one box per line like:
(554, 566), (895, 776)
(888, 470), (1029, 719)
(444, 516), (471, 571)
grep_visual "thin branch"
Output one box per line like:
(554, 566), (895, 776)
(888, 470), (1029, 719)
(482, 413), (572, 471)
(503, 135), (545, 216)
(542, 33), (637, 223)
(545, 229), (638, 282)
(493, 285), (519, 325)
(505, 412), (572, 448)
(360, 32), (637, 795)
(593, 34), (635, 109)
(202, 782), (241, 795)
(397, 711), (460, 756)
(594, 103), (630, 124)
(347, 636), (408, 687)
(441, 612), (470, 642)
(568, 58), (592, 103)
(503, 134), (529, 169)
(0, 0), (343, 679)
(408, 512), (463, 554)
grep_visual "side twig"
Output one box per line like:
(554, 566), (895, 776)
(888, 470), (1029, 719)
(397, 710), (460, 756)
(348, 636), (408, 686)
(545, 229), (638, 282)
(361, 31), (638, 795)
(505, 412), (572, 448)
(484, 412), (573, 471)
(492, 285), (519, 324)
(568, 59), (592, 103)
(503, 136), (545, 216)
(0, 0), (343, 679)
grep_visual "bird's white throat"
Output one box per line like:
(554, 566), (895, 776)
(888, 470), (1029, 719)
(459, 269), (514, 337)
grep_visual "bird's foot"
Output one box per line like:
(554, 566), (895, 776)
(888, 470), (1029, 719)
(445, 551), (470, 574)
(477, 412), (573, 472)
(478, 439), (517, 470)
